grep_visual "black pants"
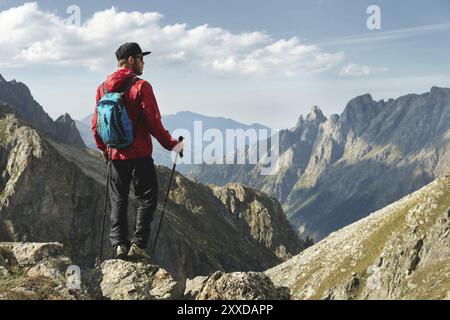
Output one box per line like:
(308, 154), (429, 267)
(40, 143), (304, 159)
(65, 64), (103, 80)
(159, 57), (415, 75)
(108, 157), (158, 249)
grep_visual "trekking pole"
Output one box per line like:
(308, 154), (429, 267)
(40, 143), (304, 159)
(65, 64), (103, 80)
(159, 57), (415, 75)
(98, 148), (113, 263)
(152, 137), (184, 257)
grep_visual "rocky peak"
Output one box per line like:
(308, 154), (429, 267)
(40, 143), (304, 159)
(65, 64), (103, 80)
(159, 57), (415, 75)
(429, 86), (450, 100)
(295, 106), (327, 129)
(430, 86), (448, 94)
(210, 183), (305, 260)
(56, 113), (74, 124)
(296, 114), (305, 128)
(340, 93), (383, 135)
(342, 94), (374, 116)
(306, 105), (327, 123)
(0, 74), (85, 149)
(54, 113), (86, 149)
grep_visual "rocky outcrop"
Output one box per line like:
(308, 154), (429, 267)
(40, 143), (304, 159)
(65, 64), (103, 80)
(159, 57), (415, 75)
(0, 74), (85, 148)
(265, 173), (450, 300)
(0, 242), (288, 300)
(189, 87), (450, 241)
(0, 242), (183, 300)
(95, 259), (183, 300)
(0, 103), (302, 281)
(185, 271), (290, 300)
(0, 242), (85, 300)
(210, 183), (306, 260)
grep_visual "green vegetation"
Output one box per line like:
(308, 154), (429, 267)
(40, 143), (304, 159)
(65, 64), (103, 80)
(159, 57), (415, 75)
(415, 177), (450, 235)
(404, 258), (450, 299)
(0, 273), (64, 300)
(290, 175), (450, 299)
(0, 120), (8, 145)
(291, 191), (432, 299)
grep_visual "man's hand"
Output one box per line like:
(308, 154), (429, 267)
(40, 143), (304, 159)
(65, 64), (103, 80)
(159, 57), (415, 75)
(172, 141), (184, 155)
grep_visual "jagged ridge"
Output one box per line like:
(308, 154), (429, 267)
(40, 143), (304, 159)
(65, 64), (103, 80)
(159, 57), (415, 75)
(189, 87), (450, 241)
(0, 74), (85, 148)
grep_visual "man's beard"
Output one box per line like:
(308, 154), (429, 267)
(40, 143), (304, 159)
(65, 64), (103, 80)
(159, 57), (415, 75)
(132, 63), (143, 75)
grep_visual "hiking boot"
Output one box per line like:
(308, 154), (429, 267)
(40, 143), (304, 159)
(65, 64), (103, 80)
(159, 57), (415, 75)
(128, 244), (151, 262)
(114, 244), (128, 260)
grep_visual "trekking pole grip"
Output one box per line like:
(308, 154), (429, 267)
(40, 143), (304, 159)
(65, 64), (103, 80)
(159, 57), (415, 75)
(178, 136), (184, 158)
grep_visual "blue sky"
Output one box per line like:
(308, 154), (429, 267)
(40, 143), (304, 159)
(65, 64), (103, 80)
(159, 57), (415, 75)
(0, 0), (449, 128)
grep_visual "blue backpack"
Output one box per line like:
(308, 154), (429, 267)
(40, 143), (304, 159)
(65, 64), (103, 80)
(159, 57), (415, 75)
(96, 77), (138, 149)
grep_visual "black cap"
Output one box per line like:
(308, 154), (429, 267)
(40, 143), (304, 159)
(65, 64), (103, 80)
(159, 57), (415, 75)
(115, 42), (151, 61)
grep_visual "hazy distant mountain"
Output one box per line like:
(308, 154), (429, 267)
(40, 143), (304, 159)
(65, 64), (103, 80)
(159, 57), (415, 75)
(0, 73), (85, 149)
(78, 111), (270, 173)
(189, 87), (450, 241)
(75, 118), (96, 149)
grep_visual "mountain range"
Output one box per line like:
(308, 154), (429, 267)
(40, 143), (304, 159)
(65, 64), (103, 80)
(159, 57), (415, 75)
(188, 87), (450, 241)
(1, 73), (449, 299)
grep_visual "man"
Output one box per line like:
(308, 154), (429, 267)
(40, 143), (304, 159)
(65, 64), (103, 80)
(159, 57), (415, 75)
(92, 42), (183, 261)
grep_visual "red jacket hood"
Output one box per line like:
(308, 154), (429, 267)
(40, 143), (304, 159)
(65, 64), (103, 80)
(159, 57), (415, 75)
(104, 68), (136, 92)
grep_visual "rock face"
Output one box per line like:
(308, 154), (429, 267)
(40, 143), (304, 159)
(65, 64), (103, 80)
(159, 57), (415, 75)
(0, 73), (85, 148)
(0, 103), (304, 281)
(185, 271), (290, 300)
(265, 173), (450, 300)
(97, 259), (183, 300)
(189, 88), (450, 241)
(210, 183), (306, 260)
(0, 104), (103, 267)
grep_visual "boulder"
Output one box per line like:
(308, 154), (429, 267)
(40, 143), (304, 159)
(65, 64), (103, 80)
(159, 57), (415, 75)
(98, 259), (184, 300)
(185, 271), (290, 300)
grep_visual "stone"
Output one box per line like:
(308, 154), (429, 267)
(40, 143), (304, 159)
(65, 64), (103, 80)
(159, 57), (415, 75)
(98, 259), (183, 300)
(187, 271), (290, 300)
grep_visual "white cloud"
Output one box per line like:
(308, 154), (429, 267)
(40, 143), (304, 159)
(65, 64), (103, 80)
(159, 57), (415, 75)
(340, 63), (389, 77)
(0, 2), (344, 76)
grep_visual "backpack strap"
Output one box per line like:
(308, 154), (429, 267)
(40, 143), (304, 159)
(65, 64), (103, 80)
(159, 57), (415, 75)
(101, 82), (108, 97)
(100, 77), (137, 97)
(119, 76), (138, 96)
(119, 76), (143, 137)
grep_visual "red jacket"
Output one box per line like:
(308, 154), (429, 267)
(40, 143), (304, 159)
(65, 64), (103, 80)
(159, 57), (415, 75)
(92, 68), (178, 160)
